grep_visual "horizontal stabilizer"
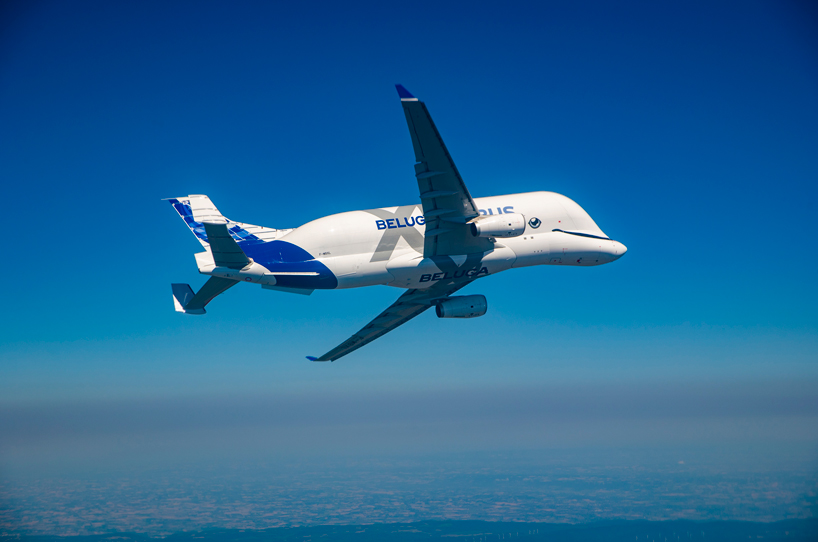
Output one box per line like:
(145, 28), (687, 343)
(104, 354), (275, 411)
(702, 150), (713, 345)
(171, 276), (237, 315)
(262, 284), (314, 295)
(172, 284), (201, 314)
(203, 222), (250, 269)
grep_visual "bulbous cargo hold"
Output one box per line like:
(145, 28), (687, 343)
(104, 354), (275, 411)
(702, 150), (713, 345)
(470, 213), (526, 238)
(435, 295), (488, 318)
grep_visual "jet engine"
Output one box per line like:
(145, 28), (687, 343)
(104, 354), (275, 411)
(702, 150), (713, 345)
(470, 213), (526, 238)
(435, 295), (488, 318)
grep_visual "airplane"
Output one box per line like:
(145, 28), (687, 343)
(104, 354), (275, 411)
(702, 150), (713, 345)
(167, 85), (627, 362)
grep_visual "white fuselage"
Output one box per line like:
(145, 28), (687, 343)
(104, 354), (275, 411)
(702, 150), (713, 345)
(272, 191), (626, 291)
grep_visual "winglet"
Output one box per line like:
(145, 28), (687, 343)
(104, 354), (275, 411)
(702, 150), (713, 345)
(172, 283), (206, 315)
(306, 356), (319, 361)
(395, 84), (418, 101)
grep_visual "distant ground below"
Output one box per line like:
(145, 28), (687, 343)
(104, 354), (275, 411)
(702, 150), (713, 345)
(11, 519), (818, 542)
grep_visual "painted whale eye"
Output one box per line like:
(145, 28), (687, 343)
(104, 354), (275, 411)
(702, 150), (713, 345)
(528, 217), (541, 229)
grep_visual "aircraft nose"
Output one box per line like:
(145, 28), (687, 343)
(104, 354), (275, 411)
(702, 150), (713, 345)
(611, 241), (627, 259)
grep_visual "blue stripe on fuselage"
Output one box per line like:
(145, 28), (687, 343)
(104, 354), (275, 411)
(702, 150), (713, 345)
(241, 241), (338, 290)
(169, 199), (337, 289)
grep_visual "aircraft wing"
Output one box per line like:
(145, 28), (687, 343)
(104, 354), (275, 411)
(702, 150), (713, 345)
(308, 281), (470, 362)
(397, 85), (493, 257)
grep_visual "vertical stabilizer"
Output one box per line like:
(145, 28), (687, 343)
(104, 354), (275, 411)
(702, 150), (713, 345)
(167, 195), (226, 248)
(166, 194), (283, 248)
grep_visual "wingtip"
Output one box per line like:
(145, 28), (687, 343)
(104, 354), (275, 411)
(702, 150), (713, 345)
(395, 84), (417, 100)
(306, 356), (318, 362)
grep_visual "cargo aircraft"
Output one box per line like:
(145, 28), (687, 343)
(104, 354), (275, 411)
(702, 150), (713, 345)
(168, 85), (627, 361)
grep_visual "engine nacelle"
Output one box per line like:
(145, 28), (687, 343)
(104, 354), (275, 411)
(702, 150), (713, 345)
(470, 213), (526, 238)
(435, 295), (488, 318)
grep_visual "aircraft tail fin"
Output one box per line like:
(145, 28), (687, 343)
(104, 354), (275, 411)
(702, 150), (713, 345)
(172, 277), (237, 315)
(166, 194), (279, 249)
(167, 195), (228, 248)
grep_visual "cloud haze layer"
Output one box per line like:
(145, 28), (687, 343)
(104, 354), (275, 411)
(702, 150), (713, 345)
(3, 379), (816, 474)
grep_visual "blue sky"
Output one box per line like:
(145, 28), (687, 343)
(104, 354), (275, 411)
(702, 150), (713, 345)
(1, 0), (817, 464)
